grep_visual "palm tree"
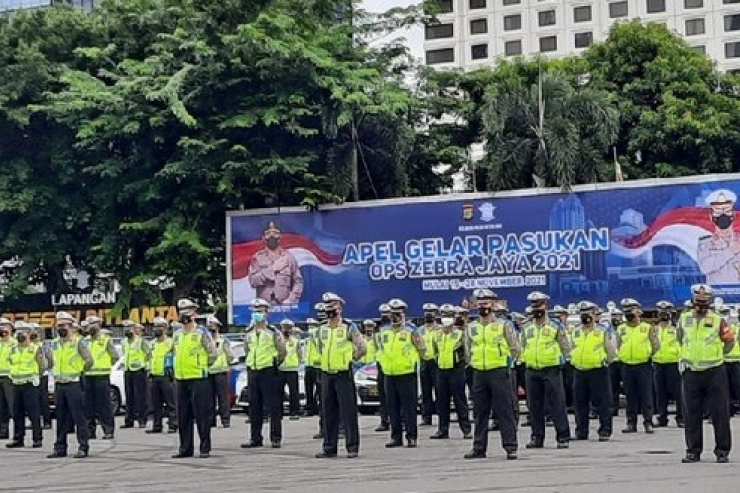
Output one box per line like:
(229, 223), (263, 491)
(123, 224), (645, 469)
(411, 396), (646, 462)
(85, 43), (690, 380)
(480, 70), (619, 191)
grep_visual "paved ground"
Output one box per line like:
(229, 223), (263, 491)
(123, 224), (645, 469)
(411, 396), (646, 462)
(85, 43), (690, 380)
(0, 414), (737, 493)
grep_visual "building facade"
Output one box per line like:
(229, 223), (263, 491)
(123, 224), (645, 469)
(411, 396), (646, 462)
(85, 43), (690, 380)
(1, 0), (97, 13)
(424, 0), (740, 72)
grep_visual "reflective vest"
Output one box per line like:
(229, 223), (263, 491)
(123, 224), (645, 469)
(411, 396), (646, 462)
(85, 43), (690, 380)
(124, 337), (147, 371)
(617, 322), (652, 365)
(279, 337), (301, 371)
(9, 343), (40, 385)
(52, 336), (85, 382)
(375, 329), (388, 367)
(521, 321), (563, 369)
(436, 329), (464, 370)
(570, 327), (607, 370)
(680, 311), (725, 371)
(245, 328), (279, 371)
(381, 328), (418, 376)
(653, 324), (681, 364)
(361, 337), (377, 365)
(87, 335), (114, 376)
(173, 329), (209, 380)
(726, 324), (740, 362)
(306, 328), (322, 368)
(319, 323), (354, 373)
(150, 338), (173, 377)
(469, 321), (510, 371)
(0, 339), (17, 377)
(421, 325), (438, 361)
(210, 338), (230, 374)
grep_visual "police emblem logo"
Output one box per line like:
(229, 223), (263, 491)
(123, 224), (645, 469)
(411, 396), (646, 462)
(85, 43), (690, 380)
(190, 334), (199, 341)
(334, 328), (345, 338)
(478, 202), (496, 222)
(399, 333), (408, 341)
(463, 204), (474, 221)
(542, 328), (550, 336)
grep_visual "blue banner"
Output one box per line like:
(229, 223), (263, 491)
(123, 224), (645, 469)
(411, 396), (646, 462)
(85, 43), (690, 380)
(227, 175), (740, 324)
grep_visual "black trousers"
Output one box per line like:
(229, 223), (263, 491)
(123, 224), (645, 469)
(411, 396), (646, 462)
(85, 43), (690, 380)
(12, 383), (42, 443)
(40, 374), (51, 425)
(304, 366), (321, 415)
(472, 368), (517, 454)
(85, 375), (115, 436)
(150, 375), (176, 431)
(279, 371), (300, 417)
(526, 367), (570, 444)
(725, 362), (740, 414)
(124, 370), (148, 426)
(322, 371), (359, 454)
(683, 366), (731, 457)
(0, 376), (13, 437)
(420, 360), (437, 420)
(248, 368), (282, 443)
(573, 367), (612, 438)
(654, 362), (683, 423)
(176, 377), (213, 456)
(436, 367), (470, 435)
(622, 363), (653, 426)
(386, 373), (418, 442)
(210, 373), (231, 425)
(54, 382), (89, 454)
(562, 362), (575, 409)
(609, 362), (622, 414)
(376, 363), (389, 426)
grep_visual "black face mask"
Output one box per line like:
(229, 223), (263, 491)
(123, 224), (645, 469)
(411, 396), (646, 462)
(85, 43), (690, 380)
(30, 333), (38, 341)
(89, 327), (99, 336)
(0, 330), (8, 338)
(57, 328), (69, 338)
(659, 314), (670, 322)
(179, 314), (192, 324)
(611, 318), (621, 327)
(390, 313), (403, 324)
(317, 313), (327, 322)
(713, 214), (733, 230)
(124, 330), (134, 339)
(154, 328), (164, 338)
(265, 237), (279, 250)
(580, 314), (592, 324)
(694, 303), (709, 313)
(424, 315), (435, 324)
(16, 333), (27, 343)
(625, 313), (637, 322)
(453, 317), (465, 327)
(478, 307), (491, 317)
(80, 328), (89, 337)
(380, 315), (390, 323)
(325, 308), (338, 319)
(532, 309), (545, 319)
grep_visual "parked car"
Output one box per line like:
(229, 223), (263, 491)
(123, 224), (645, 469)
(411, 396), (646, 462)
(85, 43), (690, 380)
(235, 364), (307, 411)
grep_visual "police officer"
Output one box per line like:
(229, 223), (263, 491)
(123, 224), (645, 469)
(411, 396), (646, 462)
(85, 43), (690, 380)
(171, 299), (217, 459)
(616, 298), (659, 434)
(85, 316), (118, 440)
(361, 320), (378, 365)
(680, 284), (734, 463)
(419, 303), (439, 426)
(722, 305), (740, 416)
(464, 291), (519, 459)
(121, 320), (150, 429)
(6, 321), (45, 448)
(148, 317), (176, 434)
(521, 291), (571, 449)
(0, 318), (17, 439)
(279, 318), (302, 421)
(47, 312), (93, 459)
(551, 305), (575, 413)
(304, 316), (322, 418)
(29, 323), (53, 429)
(242, 298), (286, 449)
(571, 301), (615, 442)
(208, 316), (233, 428)
(374, 303), (392, 432)
(380, 298), (425, 448)
(315, 292), (366, 459)
(609, 308), (624, 416)
(653, 301), (684, 428)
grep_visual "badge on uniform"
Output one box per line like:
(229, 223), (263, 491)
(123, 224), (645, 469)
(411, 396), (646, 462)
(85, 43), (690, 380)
(335, 328), (345, 338)
(191, 334), (199, 341)
(542, 328), (550, 336)
(640, 327), (648, 333)
(399, 333), (408, 342)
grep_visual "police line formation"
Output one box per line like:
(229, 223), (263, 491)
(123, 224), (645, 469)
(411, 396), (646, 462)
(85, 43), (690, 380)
(0, 285), (736, 463)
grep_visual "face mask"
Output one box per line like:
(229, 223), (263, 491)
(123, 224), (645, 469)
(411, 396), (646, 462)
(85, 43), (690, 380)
(694, 303), (708, 313)
(326, 308), (339, 319)
(251, 312), (266, 324)
(317, 313), (327, 322)
(89, 327), (99, 336)
(265, 237), (280, 250)
(390, 313), (403, 324)
(713, 214), (733, 230)
(154, 328), (164, 337)
(659, 314), (670, 322)
(57, 328), (69, 338)
(625, 313), (637, 322)
(0, 330), (8, 338)
(179, 314), (193, 324)
(478, 307), (491, 317)
(441, 317), (454, 326)
(532, 309), (545, 319)
(453, 317), (465, 327)
(580, 314), (592, 324)
(380, 315), (390, 323)
(16, 333), (27, 343)
(424, 315), (435, 324)
(30, 333), (38, 341)
(124, 330), (134, 339)
(611, 319), (621, 327)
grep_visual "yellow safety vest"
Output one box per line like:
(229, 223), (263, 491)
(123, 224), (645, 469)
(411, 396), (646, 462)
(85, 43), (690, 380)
(280, 337), (301, 371)
(375, 330), (388, 367)
(9, 343), (40, 385)
(245, 328), (279, 371)
(319, 323), (354, 373)
(421, 325), (438, 361)
(570, 327), (607, 371)
(150, 338), (173, 377)
(87, 335), (114, 376)
(173, 329), (209, 380)
(436, 329), (464, 370)
(617, 322), (652, 365)
(0, 339), (18, 377)
(469, 321), (510, 371)
(52, 336), (85, 382)
(124, 337), (147, 371)
(380, 328), (418, 376)
(306, 328), (322, 368)
(521, 322), (563, 369)
(210, 338), (230, 374)
(361, 338), (377, 365)
(680, 311), (725, 371)
(653, 324), (681, 364)
(726, 324), (740, 363)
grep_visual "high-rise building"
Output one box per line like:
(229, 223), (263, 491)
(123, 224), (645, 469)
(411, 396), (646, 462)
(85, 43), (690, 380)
(423, 0), (740, 72)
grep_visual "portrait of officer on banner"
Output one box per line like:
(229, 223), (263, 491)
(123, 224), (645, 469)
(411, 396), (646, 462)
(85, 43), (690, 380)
(697, 190), (740, 285)
(247, 221), (304, 304)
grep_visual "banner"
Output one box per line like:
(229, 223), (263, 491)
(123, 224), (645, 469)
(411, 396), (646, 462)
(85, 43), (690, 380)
(227, 174), (740, 324)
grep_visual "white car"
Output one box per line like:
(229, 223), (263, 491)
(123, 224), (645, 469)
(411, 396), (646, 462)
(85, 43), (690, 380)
(236, 365), (307, 410)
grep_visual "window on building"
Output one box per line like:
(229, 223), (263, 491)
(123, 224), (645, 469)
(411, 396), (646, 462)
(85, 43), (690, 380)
(538, 10), (556, 26)
(646, 0), (666, 13)
(436, 0), (453, 13)
(503, 0), (520, 5)
(685, 18), (705, 35)
(725, 14), (740, 31)
(727, 42), (740, 58)
(692, 45), (706, 54)
(684, 0), (703, 8)
(470, 18), (488, 34)
(504, 14), (522, 30)
(609, 1), (628, 18)
(574, 32), (593, 48)
(471, 43), (489, 59)
(540, 35), (558, 52)
(723, 0), (740, 4)
(425, 23), (454, 40)
(573, 5), (592, 22)
(469, 0), (486, 8)
(505, 39), (523, 56)
(426, 48), (455, 64)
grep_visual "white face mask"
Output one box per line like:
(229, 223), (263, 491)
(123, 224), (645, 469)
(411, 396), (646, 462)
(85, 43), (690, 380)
(441, 317), (454, 327)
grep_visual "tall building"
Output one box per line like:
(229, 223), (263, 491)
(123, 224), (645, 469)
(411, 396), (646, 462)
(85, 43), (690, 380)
(423, 0), (740, 72)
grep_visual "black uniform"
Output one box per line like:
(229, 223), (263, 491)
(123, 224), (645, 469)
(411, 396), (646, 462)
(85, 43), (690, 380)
(85, 375), (115, 438)
(10, 382), (42, 446)
(244, 327), (283, 446)
(53, 381), (89, 456)
(150, 375), (176, 432)
(434, 331), (471, 437)
(0, 375), (12, 439)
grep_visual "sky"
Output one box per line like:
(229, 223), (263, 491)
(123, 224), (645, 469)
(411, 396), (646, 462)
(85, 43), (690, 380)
(360, 0), (425, 63)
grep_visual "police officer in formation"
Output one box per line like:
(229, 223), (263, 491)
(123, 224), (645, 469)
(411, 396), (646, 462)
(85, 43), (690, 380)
(721, 305), (740, 416)
(29, 323), (53, 429)
(208, 315), (233, 428)
(84, 316), (118, 440)
(374, 303), (392, 432)
(121, 320), (150, 429)
(6, 321), (45, 449)
(148, 317), (176, 434)
(419, 303), (438, 426)
(361, 319), (378, 365)
(0, 318), (16, 440)
(304, 315), (322, 419)
(278, 318), (302, 421)
(652, 301), (684, 428)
